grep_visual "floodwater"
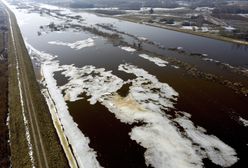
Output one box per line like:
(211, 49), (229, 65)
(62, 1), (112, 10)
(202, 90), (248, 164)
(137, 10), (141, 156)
(7, 1), (248, 168)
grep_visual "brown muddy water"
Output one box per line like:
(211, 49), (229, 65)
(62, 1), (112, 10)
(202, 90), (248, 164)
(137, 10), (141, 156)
(7, 1), (248, 168)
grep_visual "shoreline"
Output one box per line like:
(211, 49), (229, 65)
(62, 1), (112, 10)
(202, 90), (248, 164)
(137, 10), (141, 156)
(41, 87), (78, 168)
(115, 16), (248, 46)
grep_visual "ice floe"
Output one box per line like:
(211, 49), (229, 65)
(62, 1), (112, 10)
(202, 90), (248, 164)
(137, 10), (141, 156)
(118, 63), (178, 109)
(181, 26), (199, 30)
(60, 65), (124, 104)
(175, 113), (238, 167)
(56, 62), (238, 168)
(29, 45), (102, 168)
(224, 26), (236, 31)
(239, 117), (248, 127)
(172, 65), (180, 69)
(119, 46), (136, 52)
(48, 38), (95, 50)
(177, 46), (184, 50)
(104, 95), (204, 168)
(203, 58), (220, 63)
(139, 54), (168, 67)
(115, 64), (237, 167)
(138, 37), (148, 41)
(26, 43), (57, 62)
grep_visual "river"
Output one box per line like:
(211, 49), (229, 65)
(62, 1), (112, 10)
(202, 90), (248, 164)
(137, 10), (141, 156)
(6, 1), (248, 168)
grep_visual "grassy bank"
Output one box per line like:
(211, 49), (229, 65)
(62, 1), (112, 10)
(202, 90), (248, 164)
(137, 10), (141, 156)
(116, 15), (248, 46)
(6, 5), (69, 168)
(7, 18), (32, 167)
(0, 31), (10, 167)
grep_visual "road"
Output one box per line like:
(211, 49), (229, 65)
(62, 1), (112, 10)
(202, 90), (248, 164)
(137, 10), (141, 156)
(4, 5), (50, 168)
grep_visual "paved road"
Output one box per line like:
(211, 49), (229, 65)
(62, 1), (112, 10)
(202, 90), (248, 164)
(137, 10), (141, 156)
(4, 5), (50, 168)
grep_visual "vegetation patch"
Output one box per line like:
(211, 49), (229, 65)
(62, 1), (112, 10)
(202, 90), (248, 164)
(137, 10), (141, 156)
(0, 30), (10, 167)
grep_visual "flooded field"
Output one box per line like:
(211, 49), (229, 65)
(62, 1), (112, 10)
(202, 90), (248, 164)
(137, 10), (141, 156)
(5, 1), (248, 168)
